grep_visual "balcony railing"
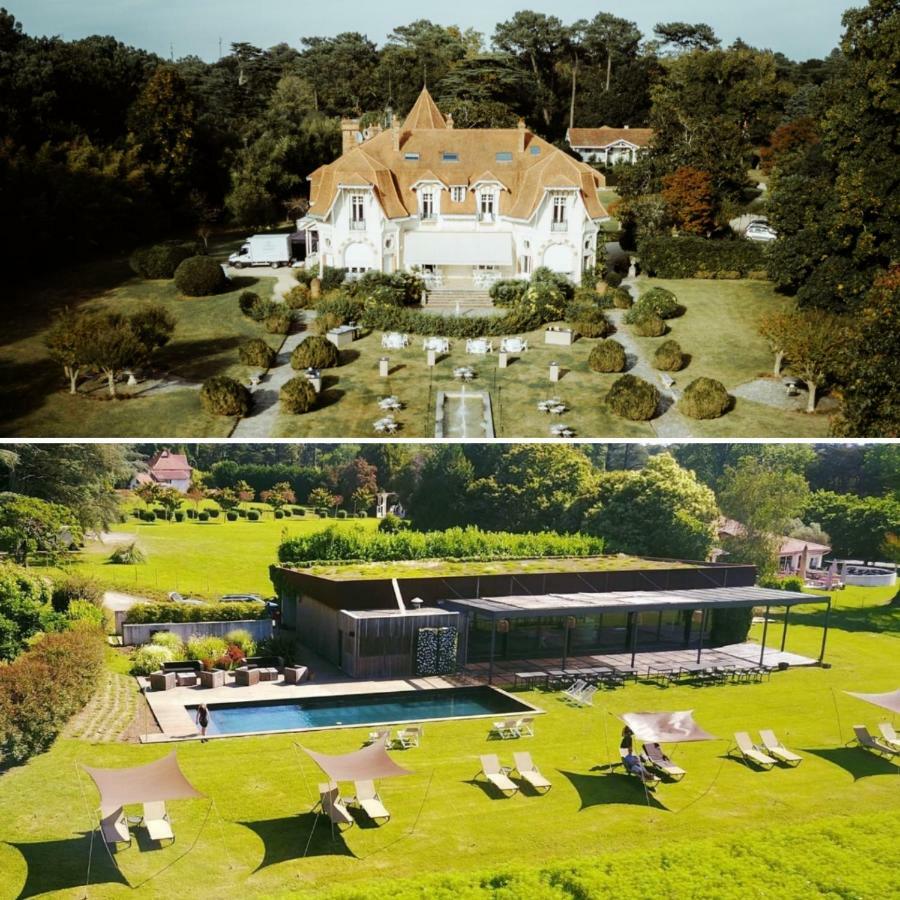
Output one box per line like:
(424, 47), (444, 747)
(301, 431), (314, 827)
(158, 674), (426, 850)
(551, 221), (568, 232)
(350, 219), (366, 231)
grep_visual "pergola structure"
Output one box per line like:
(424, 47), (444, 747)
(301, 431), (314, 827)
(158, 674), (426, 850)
(442, 586), (832, 681)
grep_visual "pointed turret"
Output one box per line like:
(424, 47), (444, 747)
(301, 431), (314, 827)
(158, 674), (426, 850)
(402, 87), (447, 130)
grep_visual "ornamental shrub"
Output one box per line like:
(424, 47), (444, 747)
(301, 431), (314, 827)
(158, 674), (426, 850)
(130, 644), (173, 675)
(174, 511), (185, 522)
(239, 338), (276, 368)
(349, 271), (423, 306)
(606, 374), (660, 421)
(174, 255), (227, 296)
(140, 510), (155, 522)
(123, 602), (268, 624)
(280, 377), (317, 414)
(129, 241), (197, 279)
(567, 301), (611, 338)
(638, 235), (766, 278)
(283, 508), (292, 517)
(247, 510), (260, 521)
(226, 511), (238, 521)
(631, 312), (667, 337)
(109, 542), (145, 564)
(679, 377), (731, 419)
(186, 509), (197, 519)
(283, 284), (312, 309)
(186, 635), (228, 663)
(238, 508), (247, 518)
(275, 509), (284, 519)
(293, 508), (305, 516)
(490, 279), (528, 306)
(239, 291), (277, 321)
(607, 287), (633, 309)
(337, 509), (348, 519)
(154, 509), (167, 520)
(200, 376), (252, 416)
(150, 631), (184, 654)
(51, 574), (102, 612)
(207, 508), (219, 518)
(224, 629), (256, 656)
(588, 340), (627, 373)
(291, 335), (339, 370)
(653, 339), (685, 371)
(265, 312), (293, 334)
(198, 511), (209, 521)
(606, 271), (623, 288)
(320, 266), (348, 292)
(626, 287), (679, 322)
(377, 513), (406, 534)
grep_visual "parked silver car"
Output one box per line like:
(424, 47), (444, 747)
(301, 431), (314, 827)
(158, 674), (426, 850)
(745, 220), (777, 242)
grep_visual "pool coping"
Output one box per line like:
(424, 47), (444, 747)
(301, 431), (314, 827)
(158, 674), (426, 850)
(141, 681), (543, 744)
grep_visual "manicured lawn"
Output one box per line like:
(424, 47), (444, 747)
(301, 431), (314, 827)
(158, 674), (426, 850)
(0, 254), (281, 437)
(0, 586), (896, 898)
(59, 511), (378, 599)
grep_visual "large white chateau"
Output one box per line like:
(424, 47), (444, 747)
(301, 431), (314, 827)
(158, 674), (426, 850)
(298, 89), (610, 292)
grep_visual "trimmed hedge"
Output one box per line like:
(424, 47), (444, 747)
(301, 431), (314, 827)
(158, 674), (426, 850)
(631, 313), (667, 337)
(265, 312), (293, 334)
(291, 335), (340, 370)
(625, 287), (680, 321)
(283, 284), (312, 309)
(607, 287), (633, 309)
(347, 271), (424, 306)
(226, 511), (238, 521)
(239, 338), (276, 368)
(295, 266), (347, 292)
(653, 339), (685, 371)
(638, 235), (767, 279)
(200, 376), (251, 417)
(247, 510), (260, 521)
(280, 377), (317, 414)
(588, 340), (627, 373)
(123, 602), (269, 624)
(277, 525), (606, 566)
(129, 241), (197, 279)
(358, 303), (545, 340)
(679, 377), (731, 419)
(239, 291), (277, 321)
(198, 511), (209, 521)
(567, 301), (612, 338)
(0, 629), (106, 764)
(174, 255), (227, 296)
(606, 374), (660, 420)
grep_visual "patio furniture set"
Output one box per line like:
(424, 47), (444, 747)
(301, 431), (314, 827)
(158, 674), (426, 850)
(453, 366), (476, 381)
(374, 395), (403, 433)
(477, 752), (552, 797)
(148, 659), (309, 691)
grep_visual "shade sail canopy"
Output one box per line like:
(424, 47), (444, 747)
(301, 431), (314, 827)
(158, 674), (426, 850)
(83, 751), (204, 809)
(620, 711), (716, 743)
(845, 688), (900, 715)
(404, 231), (513, 266)
(302, 741), (413, 782)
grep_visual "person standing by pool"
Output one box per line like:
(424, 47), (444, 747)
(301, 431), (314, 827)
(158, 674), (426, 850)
(196, 704), (209, 742)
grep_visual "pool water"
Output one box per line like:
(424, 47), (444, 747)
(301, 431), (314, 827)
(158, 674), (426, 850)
(190, 686), (534, 736)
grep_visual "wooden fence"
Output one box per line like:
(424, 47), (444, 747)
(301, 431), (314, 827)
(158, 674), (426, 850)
(120, 618), (274, 647)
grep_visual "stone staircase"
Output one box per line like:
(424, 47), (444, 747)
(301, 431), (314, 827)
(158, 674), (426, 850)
(424, 289), (494, 310)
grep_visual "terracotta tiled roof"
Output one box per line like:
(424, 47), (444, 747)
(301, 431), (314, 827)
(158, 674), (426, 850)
(779, 538), (831, 556)
(147, 450), (192, 481)
(308, 89), (608, 223)
(567, 126), (654, 149)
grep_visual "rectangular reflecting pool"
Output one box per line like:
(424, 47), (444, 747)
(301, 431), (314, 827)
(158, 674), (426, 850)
(188, 686), (536, 736)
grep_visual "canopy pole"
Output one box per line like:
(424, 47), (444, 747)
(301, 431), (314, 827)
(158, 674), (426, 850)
(695, 609), (707, 664)
(629, 613), (638, 668)
(819, 597), (831, 663)
(758, 606), (770, 667)
(488, 616), (497, 685)
(780, 606), (791, 652)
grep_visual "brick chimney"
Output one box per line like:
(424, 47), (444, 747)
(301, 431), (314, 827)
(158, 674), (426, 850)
(518, 118), (527, 153)
(341, 118), (360, 154)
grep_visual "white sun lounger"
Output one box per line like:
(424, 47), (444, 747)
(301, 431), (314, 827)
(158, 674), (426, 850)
(490, 719), (519, 740)
(479, 754), (518, 796)
(853, 725), (898, 757)
(350, 780), (390, 824)
(562, 679), (587, 701)
(734, 732), (777, 769)
(99, 806), (131, 848)
(143, 801), (174, 843)
(512, 752), (552, 793)
(513, 716), (535, 737)
(573, 684), (598, 707)
(758, 729), (803, 766)
(395, 725), (423, 748)
(878, 722), (900, 752)
(318, 782), (354, 828)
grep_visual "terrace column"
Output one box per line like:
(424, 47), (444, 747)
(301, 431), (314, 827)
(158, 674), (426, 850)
(819, 598), (832, 663)
(629, 613), (639, 668)
(758, 606), (771, 667)
(695, 609), (708, 664)
(780, 607), (791, 652)
(488, 617), (497, 685)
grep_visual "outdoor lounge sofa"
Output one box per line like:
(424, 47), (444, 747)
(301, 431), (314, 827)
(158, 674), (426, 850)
(853, 725), (898, 757)
(162, 661), (202, 674)
(643, 742), (686, 780)
(318, 782), (354, 828)
(149, 671), (176, 692)
(99, 806), (131, 848)
(511, 752), (552, 793)
(349, 780), (390, 824)
(143, 801), (175, 844)
(242, 656), (284, 671)
(734, 732), (777, 769)
(478, 754), (518, 796)
(758, 729), (803, 766)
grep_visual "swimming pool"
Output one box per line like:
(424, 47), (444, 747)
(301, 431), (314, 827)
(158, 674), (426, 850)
(188, 686), (536, 736)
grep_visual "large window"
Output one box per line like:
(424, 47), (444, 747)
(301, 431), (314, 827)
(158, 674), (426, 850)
(552, 195), (567, 231)
(479, 190), (495, 219)
(350, 194), (365, 230)
(450, 185), (466, 203)
(421, 190), (435, 219)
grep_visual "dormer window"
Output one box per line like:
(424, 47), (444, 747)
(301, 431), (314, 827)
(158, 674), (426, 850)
(552, 194), (567, 231)
(478, 190), (495, 220)
(441, 152), (459, 162)
(350, 193), (365, 230)
(421, 189), (436, 220)
(450, 185), (466, 203)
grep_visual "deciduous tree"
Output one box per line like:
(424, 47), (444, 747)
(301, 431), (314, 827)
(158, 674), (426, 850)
(661, 166), (716, 235)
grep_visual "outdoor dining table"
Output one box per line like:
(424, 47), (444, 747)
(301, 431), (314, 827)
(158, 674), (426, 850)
(514, 671), (550, 689)
(373, 417), (399, 434)
(378, 396), (402, 411)
(550, 424), (575, 438)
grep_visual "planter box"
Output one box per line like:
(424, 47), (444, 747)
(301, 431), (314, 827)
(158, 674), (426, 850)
(199, 669), (226, 688)
(544, 328), (573, 346)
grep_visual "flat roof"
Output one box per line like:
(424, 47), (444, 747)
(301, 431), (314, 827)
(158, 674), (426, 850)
(442, 586), (828, 618)
(340, 607), (457, 620)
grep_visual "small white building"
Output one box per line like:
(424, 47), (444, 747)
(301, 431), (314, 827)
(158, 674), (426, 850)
(130, 450), (193, 493)
(567, 126), (654, 166)
(298, 89), (610, 291)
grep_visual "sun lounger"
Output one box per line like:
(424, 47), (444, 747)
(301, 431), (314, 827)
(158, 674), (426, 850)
(877, 723), (900, 752)
(490, 719), (519, 739)
(513, 716), (535, 737)
(349, 780), (390, 824)
(99, 806), (131, 848)
(367, 728), (390, 747)
(143, 801), (174, 843)
(853, 725), (898, 757)
(758, 729), (803, 766)
(318, 782), (354, 828)
(562, 679), (587, 701)
(512, 752), (552, 793)
(642, 742), (686, 780)
(572, 684), (598, 707)
(395, 725), (422, 748)
(734, 732), (777, 769)
(478, 754), (518, 797)
(620, 749), (660, 788)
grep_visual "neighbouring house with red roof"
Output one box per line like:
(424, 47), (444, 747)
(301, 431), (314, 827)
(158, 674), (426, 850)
(714, 518), (832, 575)
(130, 450), (193, 493)
(566, 126), (655, 166)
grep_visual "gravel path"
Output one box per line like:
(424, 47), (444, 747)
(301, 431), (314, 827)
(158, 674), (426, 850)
(103, 590), (152, 613)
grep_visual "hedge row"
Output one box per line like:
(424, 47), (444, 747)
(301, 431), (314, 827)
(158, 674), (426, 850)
(638, 236), (768, 279)
(357, 303), (547, 339)
(0, 629), (106, 765)
(277, 525), (606, 566)
(123, 602), (269, 625)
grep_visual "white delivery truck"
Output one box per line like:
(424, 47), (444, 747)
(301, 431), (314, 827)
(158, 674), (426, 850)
(228, 234), (293, 268)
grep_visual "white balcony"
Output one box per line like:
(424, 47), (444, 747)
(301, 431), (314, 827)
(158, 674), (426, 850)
(551, 221), (568, 232)
(349, 220), (366, 231)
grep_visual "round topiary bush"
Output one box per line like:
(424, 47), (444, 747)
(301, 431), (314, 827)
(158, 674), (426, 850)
(274, 509), (284, 519)
(174, 511), (184, 522)
(198, 511), (209, 522)
(265, 312), (293, 334)
(606, 374), (660, 421)
(226, 511), (238, 521)
(588, 340), (627, 373)
(283, 508), (292, 517)
(568, 303), (612, 338)
(679, 377), (731, 419)
(294, 508), (305, 516)
(247, 510), (260, 521)
(130, 242), (196, 279)
(627, 286), (679, 320)
(186, 508), (196, 519)
(200, 376), (251, 416)
(207, 508), (219, 518)
(631, 312), (667, 337)
(653, 339), (685, 371)
(280, 377), (317, 414)
(607, 287), (633, 309)
(239, 338), (276, 368)
(283, 284), (312, 309)
(606, 271), (623, 288)
(291, 335), (339, 370)
(174, 256), (227, 296)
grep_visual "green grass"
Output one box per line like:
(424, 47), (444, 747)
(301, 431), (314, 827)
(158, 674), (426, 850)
(1, 586), (896, 898)
(58, 511), (378, 600)
(0, 251), (281, 437)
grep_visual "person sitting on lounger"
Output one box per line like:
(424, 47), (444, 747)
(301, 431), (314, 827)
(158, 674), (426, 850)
(623, 750), (650, 779)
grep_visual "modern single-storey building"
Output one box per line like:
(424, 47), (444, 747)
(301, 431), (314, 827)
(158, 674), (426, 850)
(566, 126), (654, 165)
(271, 557), (832, 680)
